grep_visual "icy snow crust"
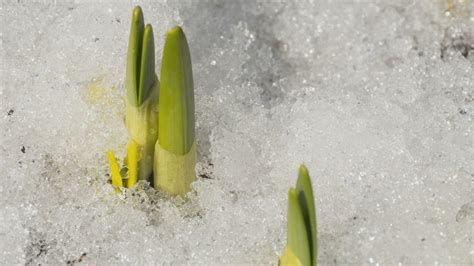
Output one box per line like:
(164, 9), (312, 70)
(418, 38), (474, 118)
(1, 0), (473, 264)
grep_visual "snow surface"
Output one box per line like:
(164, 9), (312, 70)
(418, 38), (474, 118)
(1, 0), (473, 264)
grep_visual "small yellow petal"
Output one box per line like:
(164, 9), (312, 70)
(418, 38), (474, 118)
(107, 150), (123, 191)
(127, 140), (138, 189)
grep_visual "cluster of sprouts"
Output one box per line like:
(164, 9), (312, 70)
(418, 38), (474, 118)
(107, 7), (196, 198)
(107, 6), (318, 265)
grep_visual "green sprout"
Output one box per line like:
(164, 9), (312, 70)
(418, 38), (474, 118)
(280, 165), (318, 266)
(107, 7), (196, 198)
(154, 26), (196, 198)
(103, 6), (319, 264)
(124, 6), (159, 186)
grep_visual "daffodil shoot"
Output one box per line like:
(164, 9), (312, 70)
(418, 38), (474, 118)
(280, 165), (318, 266)
(125, 6), (159, 185)
(154, 26), (196, 198)
(107, 7), (196, 198)
(104, 5), (318, 265)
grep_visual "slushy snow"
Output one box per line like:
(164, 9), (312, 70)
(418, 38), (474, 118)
(1, 0), (473, 264)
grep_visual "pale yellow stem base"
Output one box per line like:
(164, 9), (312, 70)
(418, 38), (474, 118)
(154, 141), (196, 198)
(125, 83), (159, 181)
(280, 246), (303, 266)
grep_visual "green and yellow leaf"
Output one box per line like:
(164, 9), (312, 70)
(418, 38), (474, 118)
(124, 6), (159, 182)
(154, 26), (196, 198)
(281, 165), (318, 266)
(296, 165), (317, 265)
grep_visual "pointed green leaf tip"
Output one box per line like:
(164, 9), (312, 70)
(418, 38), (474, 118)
(126, 6), (156, 106)
(159, 26), (195, 155)
(287, 188), (311, 266)
(282, 164), (318, 266)
(296, 165), (317, 266)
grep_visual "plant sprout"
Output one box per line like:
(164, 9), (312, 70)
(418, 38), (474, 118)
(280, 165), (318, 266)
(154, 26), (196, 198)
(124, 6), (159, 186)
(105, 6), (317, 264)
(107, 7), (196, 198)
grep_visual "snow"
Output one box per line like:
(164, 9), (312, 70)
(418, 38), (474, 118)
(1, 0), (473, 264)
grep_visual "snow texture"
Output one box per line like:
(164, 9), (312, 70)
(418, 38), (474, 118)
(1, 0), (473, 264)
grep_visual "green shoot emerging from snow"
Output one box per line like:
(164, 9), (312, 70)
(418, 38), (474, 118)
(124, 6), (159, 184)
(107, 7), (196, 198)
(154, 26), (196, 198)
(107, 6), (159, 189)
(280, 165), (318, 266)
